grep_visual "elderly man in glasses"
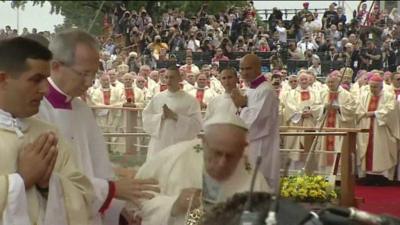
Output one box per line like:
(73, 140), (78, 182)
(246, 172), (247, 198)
(37, 29), (159, 225)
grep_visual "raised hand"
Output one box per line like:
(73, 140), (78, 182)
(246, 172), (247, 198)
(230, 88), (247, 108)
(17, 132), (58, 189)
(115, 178), (160, 206)
(162, 104), (178, 121)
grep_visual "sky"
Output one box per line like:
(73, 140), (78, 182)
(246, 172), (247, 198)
(0, 1), (64, 33)
(0, 1), (371, 34)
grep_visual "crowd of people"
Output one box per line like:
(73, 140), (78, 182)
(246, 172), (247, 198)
(1, 1), (400, 225)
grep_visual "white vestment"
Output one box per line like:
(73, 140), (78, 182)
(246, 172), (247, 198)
(188, 86), (217, 107)
(203, 93), (238, 122)
(132, 138), (270, 225)
(0, 110), (94, 225)
(240, 79), (281, 193)
(37, 80), (125, 225)
(142, 90), (202, 159)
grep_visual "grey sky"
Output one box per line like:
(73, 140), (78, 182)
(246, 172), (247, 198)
(0, 1), (369, 33)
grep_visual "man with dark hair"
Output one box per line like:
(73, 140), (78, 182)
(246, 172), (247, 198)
(0, 37), (94, 224)
(142, 66), (202, 159)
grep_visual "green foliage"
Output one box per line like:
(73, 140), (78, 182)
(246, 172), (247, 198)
(3, 0), (248, 35)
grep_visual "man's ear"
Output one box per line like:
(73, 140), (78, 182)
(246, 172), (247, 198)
(50, 60), (62, 73)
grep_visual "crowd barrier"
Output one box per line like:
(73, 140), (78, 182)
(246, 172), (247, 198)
(91, 106), (369, 207)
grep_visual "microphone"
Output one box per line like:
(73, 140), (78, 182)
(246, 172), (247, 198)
(319, 207), (400, 225)
(240, 154), (263, 225)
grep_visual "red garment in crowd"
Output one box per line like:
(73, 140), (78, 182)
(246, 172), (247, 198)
(366, 95), (380, 171)
(125, 88), (135, 103)
(103, 90), (111, 105)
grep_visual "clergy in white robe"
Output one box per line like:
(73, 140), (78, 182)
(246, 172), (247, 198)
(204, 68), (239, 122)
(131, 113), (270, 225)
(188, 73), (217, 110)
(38, 30), (159, 225)
(142, 67), (202, 159)
(316, 74), (356, 170)
(134, 65), (157, 91)
(283, 72), (323, 165)
(0, 37), (94, 225)
(120, 73), (145, 108)
(181, 72), (196, 93)
(231, 54), (281, 193)
(355, 75), (400, 180)
(90, 74), (125, 153)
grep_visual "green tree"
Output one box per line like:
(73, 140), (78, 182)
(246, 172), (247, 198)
(4, 1), (248, 35)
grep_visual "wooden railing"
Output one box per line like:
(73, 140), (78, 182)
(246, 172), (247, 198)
(91, 106), (367, 207)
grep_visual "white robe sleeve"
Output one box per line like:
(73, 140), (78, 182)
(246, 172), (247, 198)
(142, 99), (163, 139)
(241, 89), (279, 141)
(174, 100), (202, 140)
(1, 174), (31, 225)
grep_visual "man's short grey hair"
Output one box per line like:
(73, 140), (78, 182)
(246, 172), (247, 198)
(49, 29), (99, 65)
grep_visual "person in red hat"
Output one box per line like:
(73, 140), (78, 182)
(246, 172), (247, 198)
(316, 71), (357, 170)
(355, 73), (400, 185)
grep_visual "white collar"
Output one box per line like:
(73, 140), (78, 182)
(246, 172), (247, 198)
(0, 109), (29, 138)
(48, 77), (73, 102)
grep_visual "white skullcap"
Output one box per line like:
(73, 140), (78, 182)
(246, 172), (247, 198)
(203, 111), (248, 131)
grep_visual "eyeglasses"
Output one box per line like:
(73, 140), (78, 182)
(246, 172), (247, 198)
(61, 63), (96, 82)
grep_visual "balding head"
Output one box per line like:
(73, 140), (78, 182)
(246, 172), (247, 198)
(122, 73), (134, 87)
(100, 74), (110, 89)
(203, 124), (248, 182)
(240, 54), (261, 82)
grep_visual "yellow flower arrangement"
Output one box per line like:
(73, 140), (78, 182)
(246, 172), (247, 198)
(280, 175), (337, 202)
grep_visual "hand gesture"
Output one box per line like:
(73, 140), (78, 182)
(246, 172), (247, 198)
(115, 178), (159, 206)
(230, 88), (247, 108)
(162, 104), (178, 121)
(171, 188), (202, 216)
(17, 132), (58, 189)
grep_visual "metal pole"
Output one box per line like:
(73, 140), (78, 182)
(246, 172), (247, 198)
(398, 0), (400, 17)
(88, 0), (106, 33)
(16, 5), (20, 34)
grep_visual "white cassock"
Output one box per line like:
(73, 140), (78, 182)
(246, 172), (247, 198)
(142, 90), (202, 159)
(181, 80), (195, 93)
(130, 138), (270, 225)
(284, 87), (323, 152)
(316, 87), (357, 170)
(0, 109), (94, 225)
(203, 93), (238, 122)
(209, 76), (225, 95)
(355, 90), (400, 180)
(134, 78), (158, 93)
(188, 86), (217, 108)
(146, 83), (168, 100)
(90, 86), (124, 132)
(37, 80), (125, 225)
(120, 85), (146, 108)
(240, 75), (281, 193)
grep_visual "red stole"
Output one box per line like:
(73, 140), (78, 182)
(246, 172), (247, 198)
(394, 89), (400, 98)
(160, 84), (168, 92)
(300, 90), (310, 101)
(325, 92), (339, 163)
(196, 89), (205, 103)
(102, 90), (111, 105)
(125, 88), (135, 103)
(366, 95), (380, 171)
